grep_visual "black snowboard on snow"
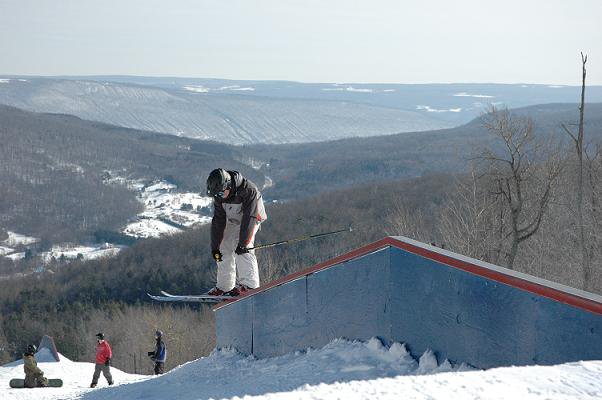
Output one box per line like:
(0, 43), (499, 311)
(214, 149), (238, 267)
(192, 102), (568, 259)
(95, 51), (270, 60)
(9, 378), (63, 388)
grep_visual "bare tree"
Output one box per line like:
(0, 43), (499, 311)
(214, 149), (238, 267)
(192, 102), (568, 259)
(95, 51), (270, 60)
(475, 107), (564, 269)
(583, 145), (602, 291)
(561, 53), (592, 287)
(437, 169), (503, 263)
(384, 201), (430, 243)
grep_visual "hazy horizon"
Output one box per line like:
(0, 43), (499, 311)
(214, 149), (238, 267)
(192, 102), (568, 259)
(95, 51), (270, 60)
(1, 0), (601, 85)
(3, 74), (602, 88)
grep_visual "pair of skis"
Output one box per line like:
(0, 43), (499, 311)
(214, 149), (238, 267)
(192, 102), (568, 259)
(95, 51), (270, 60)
(148, 291), (234, 303)
(148, 227), (353, 303)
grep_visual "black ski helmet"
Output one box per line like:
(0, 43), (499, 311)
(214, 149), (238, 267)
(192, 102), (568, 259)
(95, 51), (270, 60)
(96, 332), (104, 340)
(155, 330), (163, 338)
(206, 168), (231, 197)
(26, 344), (37, 355)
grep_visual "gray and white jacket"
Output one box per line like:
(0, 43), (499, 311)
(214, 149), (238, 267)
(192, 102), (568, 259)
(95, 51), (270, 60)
(210, 171), (267, 251)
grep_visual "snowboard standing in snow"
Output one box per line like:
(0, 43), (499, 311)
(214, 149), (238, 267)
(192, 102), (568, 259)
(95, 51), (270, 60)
(9, 378), (63, 388)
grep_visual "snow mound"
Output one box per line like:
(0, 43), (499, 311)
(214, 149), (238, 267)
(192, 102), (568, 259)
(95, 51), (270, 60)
(2, 338), (601, 400)
(1, 351), (145, 400)
(81, 338), (466, 400)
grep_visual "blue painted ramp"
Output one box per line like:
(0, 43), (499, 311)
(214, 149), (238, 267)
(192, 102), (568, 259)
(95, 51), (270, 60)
(215, 236), (602, 368)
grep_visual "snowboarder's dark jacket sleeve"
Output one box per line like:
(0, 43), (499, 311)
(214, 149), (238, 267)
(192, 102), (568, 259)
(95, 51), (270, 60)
(151, 339), (166, 363)
(210, 171), (267, 251)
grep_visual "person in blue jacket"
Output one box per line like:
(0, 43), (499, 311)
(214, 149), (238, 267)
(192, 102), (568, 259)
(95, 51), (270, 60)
(147, 330), (166, 374)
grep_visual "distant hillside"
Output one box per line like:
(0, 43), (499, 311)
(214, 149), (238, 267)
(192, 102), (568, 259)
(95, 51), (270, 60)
(10, 75), (602, 123)
(250, 103), (602, 199)
(0, 105), (262, 243)
(0, 77), (451, 144)
(1, 102), (600, 242)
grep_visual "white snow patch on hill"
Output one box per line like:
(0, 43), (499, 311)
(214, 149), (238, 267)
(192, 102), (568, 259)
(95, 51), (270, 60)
(122, 180), (212, 238)
(183, 85), (210, 93)
(416, 105), (462, 113)
(4, 252), (25, 261)
(0, 246), (15, 256)
(184, 84), (256, 93)
(39, 243), (123, 262)
(123, 219), (182, 238)
(2, 231), (39, 247)
(453, 92), (495, 98)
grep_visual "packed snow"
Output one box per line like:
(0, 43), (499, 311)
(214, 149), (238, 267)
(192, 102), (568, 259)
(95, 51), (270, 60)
(2, 338), (600, 400)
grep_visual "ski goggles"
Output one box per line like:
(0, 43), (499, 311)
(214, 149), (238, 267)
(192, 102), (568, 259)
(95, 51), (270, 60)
(209, 183), (231, 198)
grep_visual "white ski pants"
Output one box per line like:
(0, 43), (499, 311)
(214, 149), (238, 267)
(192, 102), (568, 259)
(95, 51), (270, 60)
(216, 221), (261, 291)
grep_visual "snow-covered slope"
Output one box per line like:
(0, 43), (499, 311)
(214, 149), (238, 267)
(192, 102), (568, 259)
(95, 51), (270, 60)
(3, 338), (600, 400)
(0, 349), (145, 400)
(0, 78), (451, 144)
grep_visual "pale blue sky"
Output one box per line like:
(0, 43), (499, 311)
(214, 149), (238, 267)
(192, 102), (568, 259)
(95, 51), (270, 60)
(0, 0), (600, 84)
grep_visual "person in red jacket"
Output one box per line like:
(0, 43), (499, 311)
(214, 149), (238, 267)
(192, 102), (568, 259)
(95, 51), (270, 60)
(90, 333), (113, 388)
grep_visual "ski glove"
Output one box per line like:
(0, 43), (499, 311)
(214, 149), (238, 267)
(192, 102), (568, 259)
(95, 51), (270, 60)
(105, 359), (111, 366)
(212, 250), (223, 262)
(235, 245), (249, 255)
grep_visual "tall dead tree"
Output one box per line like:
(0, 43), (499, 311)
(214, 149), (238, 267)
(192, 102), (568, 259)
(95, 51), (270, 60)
(561, 53), (591, 288)
(477, 107), (564, 269)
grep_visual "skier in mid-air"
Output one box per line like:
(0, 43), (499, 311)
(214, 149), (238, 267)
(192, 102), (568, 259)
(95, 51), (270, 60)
(22, 344), (48, 388)
(147, 330), (167, 374)
(205, 168), (267, 297)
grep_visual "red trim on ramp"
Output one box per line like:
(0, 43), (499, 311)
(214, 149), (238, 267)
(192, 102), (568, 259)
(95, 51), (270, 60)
(214, 237), (602, 315)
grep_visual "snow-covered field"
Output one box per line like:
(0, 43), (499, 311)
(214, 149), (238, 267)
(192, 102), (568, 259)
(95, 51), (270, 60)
(122, 180), (212, 238)
(1, 180), (213, 262)
(0, 232), (39, 260)
(39, 244), (124, 263)
(2, 338), (600, 400)
(0, 246), (15, 256)
(2, 231), (39, 247)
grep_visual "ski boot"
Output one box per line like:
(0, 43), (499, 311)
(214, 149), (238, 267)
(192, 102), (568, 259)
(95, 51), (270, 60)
(206, 287), (225, 296)
(225, 284), (251, 297)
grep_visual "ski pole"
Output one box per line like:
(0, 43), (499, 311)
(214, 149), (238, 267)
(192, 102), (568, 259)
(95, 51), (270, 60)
(249, 226), (353, 251)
